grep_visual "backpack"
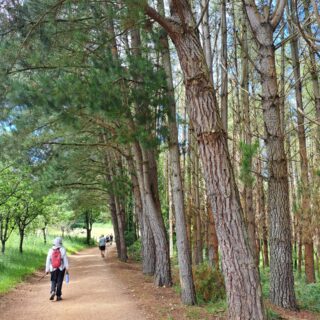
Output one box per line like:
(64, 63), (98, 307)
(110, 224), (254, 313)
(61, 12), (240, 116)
(51, 248), (62, 268)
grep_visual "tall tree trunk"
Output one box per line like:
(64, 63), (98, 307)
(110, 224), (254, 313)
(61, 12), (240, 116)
(85, 211), (92, 245)
(146, 3), (266, 318)
(241, 18), (257, 264)
(189, 132), (202, 265)
(298, 226), (303, 274)
(160, 18), (196, 298)
(256, 157), (269, 267)
(220, 0), (228, 132)
(132, 142), (172, 286)
(231, 2), (242, 174)
(19, 228), (24, 254)
(114, 195), (127, 262)
(168, 169), (174, 258)
(260, 34), (296, 310)
(1, 240), (5, 254)
(288, 1), (315, 282)
(200, 0), (213, 83)
(244, 1), (297, 309)
(303, 0), (320, 151)
(128, 157), (155, 275)
(42, 225), (47, 245)
(109, 193), (121, 258)
(191, 137), (202, 265)
(207, 202), (219, 268)
(103, 148), (121, 258)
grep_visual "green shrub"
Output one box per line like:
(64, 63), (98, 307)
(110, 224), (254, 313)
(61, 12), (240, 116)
(295, 281), (320, 312)
(124, 230), (137, 247)
(193, 263), (226, 303)
(127, 239), (142, 261)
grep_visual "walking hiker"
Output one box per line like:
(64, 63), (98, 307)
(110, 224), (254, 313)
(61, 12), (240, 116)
(98, 234), (106, 258)
(45, 237), (69, 301)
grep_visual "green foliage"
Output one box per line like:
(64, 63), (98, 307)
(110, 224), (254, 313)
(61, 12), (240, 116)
(295, 281), (320, 312)
(205, 299), (227, 315)
(193, 263), (226, 304)
(127, 239), (141, 261)
(239, 140), (259, 187)
(266, 309), (283, 320)
(260, 267), (270, 298)
(260, 267), (320, 313)
(124, 229), (137, 247)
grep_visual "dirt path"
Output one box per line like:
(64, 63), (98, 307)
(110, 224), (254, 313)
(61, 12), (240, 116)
(0, 245), (147, 320)
(1, 246), (318, 320)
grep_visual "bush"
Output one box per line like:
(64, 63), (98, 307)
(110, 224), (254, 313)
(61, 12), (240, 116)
(193, 263), (226, 303)
(295, 281), (320, 312)
(124, 230), (137, 247)
(127, 239), (142, 261)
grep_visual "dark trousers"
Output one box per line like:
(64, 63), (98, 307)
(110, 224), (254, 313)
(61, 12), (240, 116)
(50, 268), (65, 297)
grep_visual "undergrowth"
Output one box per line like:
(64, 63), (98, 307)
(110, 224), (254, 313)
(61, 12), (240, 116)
(127, 239), (142, 261)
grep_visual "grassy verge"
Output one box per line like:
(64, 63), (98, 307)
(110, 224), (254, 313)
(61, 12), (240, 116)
(0, 233), (90, 294)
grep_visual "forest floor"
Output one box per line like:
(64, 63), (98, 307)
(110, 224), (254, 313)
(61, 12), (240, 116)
(0, 245), (318, 320)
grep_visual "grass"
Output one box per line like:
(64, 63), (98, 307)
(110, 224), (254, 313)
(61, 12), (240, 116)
(266, 308), (283, 320)
(0, 225), (112, 294)
(205, 299), (227, 314)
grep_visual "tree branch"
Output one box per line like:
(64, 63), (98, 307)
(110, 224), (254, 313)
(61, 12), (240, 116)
(145, 5), (177, 35)
(195, 0), (209, 30)
(271, 0), (287, 29)
(242, 0), (262, 32)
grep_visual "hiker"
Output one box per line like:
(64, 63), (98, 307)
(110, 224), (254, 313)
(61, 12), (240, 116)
(98, 234), (106, 258)
(109, 234), (113, 245)
(45, 237), (69, 301)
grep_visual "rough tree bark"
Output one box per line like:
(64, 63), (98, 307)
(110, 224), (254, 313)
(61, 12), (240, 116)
(207, 202), (219, 268)
(243, 0), (297, 310)
(114, 195), (127, 262)
(220, 0), (228, 132)
(190, 132), (202, 265)
(289, 0), (315, 283)
(158, 2), (196, 301)
(146, 2), (265, 319)
(128, 156), (156, 275)
(241, 19), (257, 264)
(132, 142), (172, 286)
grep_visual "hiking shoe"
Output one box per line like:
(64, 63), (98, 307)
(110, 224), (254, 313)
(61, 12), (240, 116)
(49, 292), (55, 300)
(56, 296), (62, 301)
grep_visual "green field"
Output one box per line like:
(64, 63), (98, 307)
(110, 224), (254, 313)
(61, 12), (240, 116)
(0, 223), (113, 294)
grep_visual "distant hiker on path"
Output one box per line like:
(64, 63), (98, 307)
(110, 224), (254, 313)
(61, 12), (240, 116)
(45, 237), (69, 301)
(98, 235), (106, 258)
